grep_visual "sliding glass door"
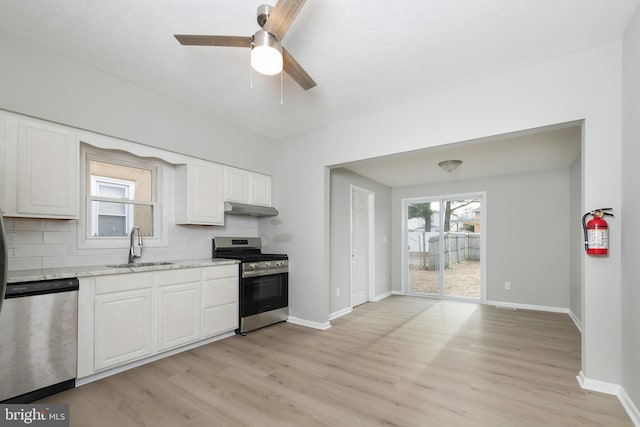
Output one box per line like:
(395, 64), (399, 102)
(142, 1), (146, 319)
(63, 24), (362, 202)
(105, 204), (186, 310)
(406, 195), (482, 300)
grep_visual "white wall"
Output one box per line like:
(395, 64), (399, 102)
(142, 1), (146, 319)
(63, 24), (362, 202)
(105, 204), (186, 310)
(329, 168), (392, 314)
(260, 41), (623, 386)
(622, 7), (640, 412)
(258, 140), (328, 325)
(392, 169), (571, 308)
(0, 31), (272, 173)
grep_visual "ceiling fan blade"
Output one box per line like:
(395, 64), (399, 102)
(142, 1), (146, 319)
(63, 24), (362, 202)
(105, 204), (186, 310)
(263, 0), (307, 41)
(174, 35), (252, 48)
(283, 48), (316, 90)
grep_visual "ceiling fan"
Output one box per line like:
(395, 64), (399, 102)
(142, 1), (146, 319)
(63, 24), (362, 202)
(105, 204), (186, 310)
(175, 0), (316, 90)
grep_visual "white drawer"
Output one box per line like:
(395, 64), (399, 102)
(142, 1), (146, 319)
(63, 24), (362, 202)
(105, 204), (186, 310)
(202, 303), (238, 337)
(202, 277), (238, 308)
(202, 264), (238, 280)
(95, 272), (154, 295)
(157, 268), (201, 286)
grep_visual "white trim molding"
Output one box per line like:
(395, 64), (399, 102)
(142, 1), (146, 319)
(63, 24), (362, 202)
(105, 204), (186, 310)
(568, 310), (583, 334)
(485, 301), (583, 334)
(287, 316), (332, 331)
(577, 371), (621, 395)
(619, 387), (640, 427)
(329, 307), (353, 321)
(372, 291), (392, 302)
(577, 371), (640, 426)
(485, 300), (569, 314)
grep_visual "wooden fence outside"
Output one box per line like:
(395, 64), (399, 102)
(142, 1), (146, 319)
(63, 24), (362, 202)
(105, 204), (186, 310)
(408, 232), (480, 271)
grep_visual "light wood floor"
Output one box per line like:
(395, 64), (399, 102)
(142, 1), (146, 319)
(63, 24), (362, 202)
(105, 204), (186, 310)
(42, 296), (632, 426)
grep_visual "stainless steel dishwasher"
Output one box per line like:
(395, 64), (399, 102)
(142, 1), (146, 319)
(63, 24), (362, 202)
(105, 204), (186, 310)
(0, 278), (79, 403)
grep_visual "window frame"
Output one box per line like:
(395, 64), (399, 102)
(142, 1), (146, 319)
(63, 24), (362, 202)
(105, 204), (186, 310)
(78, 143), (168, 249)
(90, 175), (136, 237)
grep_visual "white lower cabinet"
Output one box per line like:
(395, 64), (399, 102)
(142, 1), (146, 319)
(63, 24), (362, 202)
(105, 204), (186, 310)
(202, 265), (239, 337)
(94, 289), (154, 371)
(77, 264), (238, 380)
(89, 271), (154, 372)
(157, 269), (201, 351)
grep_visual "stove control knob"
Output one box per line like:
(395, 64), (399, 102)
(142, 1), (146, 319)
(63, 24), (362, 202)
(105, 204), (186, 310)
(264, 262), (271, 267)
(249, 263), (258, 269)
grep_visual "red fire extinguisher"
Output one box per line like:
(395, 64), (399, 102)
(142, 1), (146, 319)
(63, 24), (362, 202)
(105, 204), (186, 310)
(582, 208), (613, 255)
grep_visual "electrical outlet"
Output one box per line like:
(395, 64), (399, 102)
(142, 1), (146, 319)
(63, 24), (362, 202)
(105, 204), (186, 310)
(336, 288), (341, 297)
(6, 233), (17, 248)
(505, 281), (511, 291)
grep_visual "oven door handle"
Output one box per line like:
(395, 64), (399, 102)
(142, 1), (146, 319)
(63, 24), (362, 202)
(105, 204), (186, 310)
(242, 268), (288, 278)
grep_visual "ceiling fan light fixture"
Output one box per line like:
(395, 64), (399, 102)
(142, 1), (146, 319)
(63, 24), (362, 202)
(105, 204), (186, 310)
(251, 30), (283, 75)
(438, 159), (463, 173)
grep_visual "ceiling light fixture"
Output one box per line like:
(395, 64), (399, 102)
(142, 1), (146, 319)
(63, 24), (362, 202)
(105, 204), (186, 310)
(438, 160), (463, 173)
(251, 30), (283, 75)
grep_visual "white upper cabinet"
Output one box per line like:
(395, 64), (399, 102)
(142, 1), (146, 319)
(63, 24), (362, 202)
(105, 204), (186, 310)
(0, 114), (79, 218)
(223, 166), (272, 207)
(224, 167), (250, 204)
(250, 172), (272, 206)
(175, 161), (224, 225)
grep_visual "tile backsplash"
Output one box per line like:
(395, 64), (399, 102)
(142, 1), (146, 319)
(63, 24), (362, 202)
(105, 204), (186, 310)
(4, 214), (258, 271)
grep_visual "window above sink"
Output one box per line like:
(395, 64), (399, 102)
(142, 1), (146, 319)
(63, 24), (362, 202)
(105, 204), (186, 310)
(78, 142), (168, 250)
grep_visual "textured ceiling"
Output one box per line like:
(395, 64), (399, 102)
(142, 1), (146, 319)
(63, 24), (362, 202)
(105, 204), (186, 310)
(0, 0), (638, 139)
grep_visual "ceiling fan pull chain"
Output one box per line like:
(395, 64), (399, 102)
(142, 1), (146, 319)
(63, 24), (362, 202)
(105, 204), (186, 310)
(249, 52), (254, 90)
(280, 70), (284, 105)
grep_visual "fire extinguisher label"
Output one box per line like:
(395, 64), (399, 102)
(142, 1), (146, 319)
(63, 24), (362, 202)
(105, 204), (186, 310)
(588, 229), (608, 249)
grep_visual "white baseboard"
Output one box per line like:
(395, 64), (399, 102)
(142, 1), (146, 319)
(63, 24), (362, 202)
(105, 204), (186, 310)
(391, 290), (405, 295)
(329, 292), (391, 321)
(372, 291), (392, 302)
(577, 371), (621, 395)
(568, 309), (583, 334)
(485, 300), (569, 314)
(485, 300), (583, 333)
(619, 387), (640, 427)
(329, 307), (352, 320)
(287, 316), (332, 330)
(577, 371), (640, 426)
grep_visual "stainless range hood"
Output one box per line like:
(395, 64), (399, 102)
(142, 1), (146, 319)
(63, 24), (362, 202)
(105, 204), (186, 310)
(224, 201), (278, 217)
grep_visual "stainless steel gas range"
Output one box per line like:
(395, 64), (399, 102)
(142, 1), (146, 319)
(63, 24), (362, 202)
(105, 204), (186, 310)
(213, 237), (288, 334)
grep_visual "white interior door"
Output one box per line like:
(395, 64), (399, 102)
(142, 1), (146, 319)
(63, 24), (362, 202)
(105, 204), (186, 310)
(351, 188), (369, 307)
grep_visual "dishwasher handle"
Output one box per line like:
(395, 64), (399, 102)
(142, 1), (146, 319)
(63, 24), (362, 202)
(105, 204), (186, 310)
(5, 278), (79, 299)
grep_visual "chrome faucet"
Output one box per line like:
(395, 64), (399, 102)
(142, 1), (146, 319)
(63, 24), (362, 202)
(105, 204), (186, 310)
(128, 226), (143, 264)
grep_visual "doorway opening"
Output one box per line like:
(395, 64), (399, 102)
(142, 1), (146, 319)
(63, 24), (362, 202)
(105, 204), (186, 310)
(404, 193), (485, 301)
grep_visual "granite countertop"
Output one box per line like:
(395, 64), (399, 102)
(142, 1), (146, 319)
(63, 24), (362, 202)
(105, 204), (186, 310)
(7, 258), (240, 283)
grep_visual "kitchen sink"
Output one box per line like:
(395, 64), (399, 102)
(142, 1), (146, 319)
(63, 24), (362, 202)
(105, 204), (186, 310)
(107, 261), (174, 269)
